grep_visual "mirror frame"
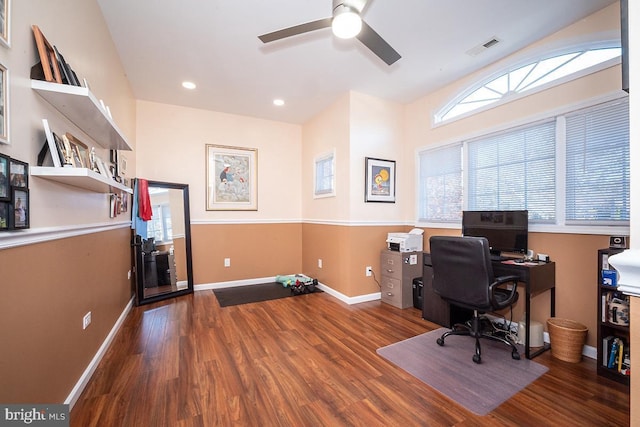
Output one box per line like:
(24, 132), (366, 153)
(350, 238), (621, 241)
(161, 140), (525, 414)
(134, 180), (194, 305)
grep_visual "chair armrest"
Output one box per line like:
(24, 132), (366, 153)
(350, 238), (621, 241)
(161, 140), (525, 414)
(489, 275), (519, 307)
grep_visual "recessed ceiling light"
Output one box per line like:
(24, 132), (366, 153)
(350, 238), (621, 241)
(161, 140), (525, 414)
(273, 99), (285, 106)
(182, 81), (196, 90)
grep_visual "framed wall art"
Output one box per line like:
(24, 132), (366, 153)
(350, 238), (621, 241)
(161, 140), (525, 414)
(9, 157), (27, 188)
(206, 144), (257, 211)
(0, 0), (10, 48)
(365, 157), (396, 203)
(11, 187), (28, 229)
(0, 201), (8, 230)
(0, 153), (8, 200)
(0, 61), (8, 144)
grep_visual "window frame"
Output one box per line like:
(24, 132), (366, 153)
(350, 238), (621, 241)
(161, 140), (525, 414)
(434, 43), (622, 127)
(313, 149), (336, 199)
(418, 93), (630, 236)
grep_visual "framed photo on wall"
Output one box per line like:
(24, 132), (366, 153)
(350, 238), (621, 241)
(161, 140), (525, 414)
(9, 157), (27, 188)
(0, 61), (8, 144)
(206, 144), (257, 211)
(0, 153), (9, 200)
(365, 157), (396, 203)
(0, 0), (10, 48)
(11, 187), (28, 229)
(0, 201), (8, 230)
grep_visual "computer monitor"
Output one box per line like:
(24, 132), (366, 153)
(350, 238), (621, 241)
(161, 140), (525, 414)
(462, 210), (528, 256)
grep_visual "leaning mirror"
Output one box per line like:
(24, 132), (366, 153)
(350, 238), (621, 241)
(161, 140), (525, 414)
(133, 180), (194, 305)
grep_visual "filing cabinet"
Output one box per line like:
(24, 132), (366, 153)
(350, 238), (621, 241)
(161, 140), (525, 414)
(380, 250), (422, 309)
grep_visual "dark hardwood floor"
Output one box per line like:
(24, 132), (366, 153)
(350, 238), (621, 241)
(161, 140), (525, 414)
(71, 290), (630, 426)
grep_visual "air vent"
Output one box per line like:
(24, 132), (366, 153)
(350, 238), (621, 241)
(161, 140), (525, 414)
(466, 37), (501, 56)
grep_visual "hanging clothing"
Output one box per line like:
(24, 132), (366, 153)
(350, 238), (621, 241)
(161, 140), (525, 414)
(138, 178), (153, 221)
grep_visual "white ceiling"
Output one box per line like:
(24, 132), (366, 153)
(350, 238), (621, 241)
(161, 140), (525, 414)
(96, 0), (617, 125)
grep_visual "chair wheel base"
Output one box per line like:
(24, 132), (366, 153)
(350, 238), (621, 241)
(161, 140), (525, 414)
(436, 338), (444, 346)
(512, 351), (520, 360)
(473, 354), (481, 364)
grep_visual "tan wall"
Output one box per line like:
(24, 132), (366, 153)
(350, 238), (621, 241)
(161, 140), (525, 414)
(191, 223), (302, 284)
(0, 228), (133, 403)
(0, 0), (137, 404)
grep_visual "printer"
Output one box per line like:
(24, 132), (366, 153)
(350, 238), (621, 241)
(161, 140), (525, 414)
(386, 228), (424, 252)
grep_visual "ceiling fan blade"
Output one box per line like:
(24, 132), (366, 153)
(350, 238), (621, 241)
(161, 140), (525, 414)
(258, 18), (332, 43)
(356, 21), (401, 65)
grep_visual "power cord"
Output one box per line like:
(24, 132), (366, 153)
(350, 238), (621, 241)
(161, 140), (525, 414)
(370, 269), (381, 288)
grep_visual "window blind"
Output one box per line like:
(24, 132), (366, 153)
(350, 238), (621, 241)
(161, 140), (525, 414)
(565, 98), (630, 224)
(418, 143), (462, 222)
(467, 121), (556, 223)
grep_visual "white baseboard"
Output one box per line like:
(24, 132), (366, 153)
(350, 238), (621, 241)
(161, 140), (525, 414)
(65, 296), (135, 409)
(195, 276), (381, 305)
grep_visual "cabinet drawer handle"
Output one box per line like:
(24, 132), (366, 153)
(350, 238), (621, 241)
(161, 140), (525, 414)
(386, 269), (394, 273)
(387, 292), (393, 296)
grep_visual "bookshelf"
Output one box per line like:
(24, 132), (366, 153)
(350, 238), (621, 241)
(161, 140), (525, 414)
(596, 248), (630, 385)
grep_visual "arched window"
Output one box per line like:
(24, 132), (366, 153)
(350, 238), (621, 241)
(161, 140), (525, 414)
(435, 46), (621, 124)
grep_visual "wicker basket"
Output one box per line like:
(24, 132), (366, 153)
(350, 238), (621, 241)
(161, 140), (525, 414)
(547, 318), (588, 363)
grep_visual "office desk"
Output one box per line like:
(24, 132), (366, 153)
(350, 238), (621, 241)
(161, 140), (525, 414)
(422, 253), (555, 359)
(492, 260), (556, 359)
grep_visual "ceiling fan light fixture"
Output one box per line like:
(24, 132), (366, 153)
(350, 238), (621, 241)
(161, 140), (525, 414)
(332, 5), (362, 39)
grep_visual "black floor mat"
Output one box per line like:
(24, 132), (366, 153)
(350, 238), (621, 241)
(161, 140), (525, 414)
(213, 282), (320, 307)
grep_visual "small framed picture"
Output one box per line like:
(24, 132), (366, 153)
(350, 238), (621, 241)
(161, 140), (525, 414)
(31, 25), (62, 84)
(65, 133), (89, 168)
(0, 201), (8, 230)
(365, 157), (396, 203)
(9, 157), (27, 188)
(0, 153), (9, 200)
(0, 61), (8, 144)
(11, 187), (28, 229)
(0, 0), (10, 48)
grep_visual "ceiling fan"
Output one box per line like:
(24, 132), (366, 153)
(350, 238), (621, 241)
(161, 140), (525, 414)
(258, 0), (401, 66)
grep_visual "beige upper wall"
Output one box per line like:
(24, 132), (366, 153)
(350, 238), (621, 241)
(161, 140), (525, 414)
(405, 3), (623, 221)
(0, 0), (136, 228)
(135, 100), (302, 221)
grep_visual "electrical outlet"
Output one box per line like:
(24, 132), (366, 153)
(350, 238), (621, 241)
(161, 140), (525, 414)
(127, 270), (131, 280)
(366, 266), (372, 277)
(83, 312), (92, 330)
(318, 259), (323, 268)
(224, 258), (231, 267)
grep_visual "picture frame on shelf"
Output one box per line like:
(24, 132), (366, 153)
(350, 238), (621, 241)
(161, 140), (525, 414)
(0, 153), (9, 200)
(53, 133), (72, 166)
(31, 25), (62, 84)
(42, 119), (61, 167)
(0, 61), (8, 144)
(11, 187), (28, 229)
(0, 0), (10, 48)
(365, 157), (396, 203)
(9, 157), (27, 188)
(206, 144), (258, 211)
(64, 133), (89, 168)
(0, 201), (8, 230)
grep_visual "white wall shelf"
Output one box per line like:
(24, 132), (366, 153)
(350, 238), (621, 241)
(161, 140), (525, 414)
(31, 80), (132, 151)
(30, 166), (133, 194)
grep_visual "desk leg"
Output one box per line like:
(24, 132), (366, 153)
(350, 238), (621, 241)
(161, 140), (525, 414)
(527, 287), (555, 359)
(525, 288), (531, 359)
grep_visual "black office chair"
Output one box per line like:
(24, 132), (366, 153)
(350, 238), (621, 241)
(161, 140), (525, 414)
(430, 235), (521, 364)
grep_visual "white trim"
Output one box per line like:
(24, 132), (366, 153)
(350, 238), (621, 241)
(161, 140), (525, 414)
(433, 40), (622, 127)
(609, 249), (640, 297)
(195, 276), (381, 306)
(0, 221), (131, 250)
(195, 276), (279, 291)
(65, 296), (135, 409)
